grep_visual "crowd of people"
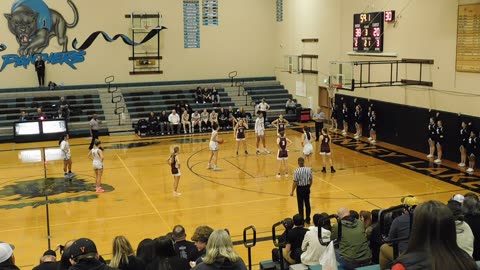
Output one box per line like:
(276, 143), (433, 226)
(0, 225), (248, 270)
(18, 96), (71, 122)
(274, 193), (480, 270)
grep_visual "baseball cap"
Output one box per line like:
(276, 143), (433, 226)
(452, 194), (465, 204)
(69, 238), (97, 259)
(401, 195), (419, 207)
(43, 250), (56, 257)
(0, 242), (15, 263)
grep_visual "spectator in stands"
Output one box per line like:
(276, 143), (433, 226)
(236, 107), (246, 119)
(184, 103), (192, 114)
(211, 87), (220, 104)
(301, 213), (331, 266)
(172, 225), (198, 263)
(349, 210), (359, 220)
(0, 242), (18, 270)
(168, 109), (181, 135)
(158, 111), (170, 135)
(48, 81), (57, 90)
(218, 108), (228, 130)
(88, 114), (101, 150)
(285, 98), (296, 114)
(447, 200), (474, 257)
(33, 250), (58, 270)
(109, 236), (145, 270)
(148, 111), (157, 123)
(272, 218), (294, 264)
(190, 225), (214, 267)
(147, 112), (158, 134)
(209, 109), (219, 126)
(136, 239), (155, 267)
(369, 209), (382, 264)
(181, 110), (192, 134)
(19, 111), (28, 121)
(380, 196), (418, 270)
(69, 238), (116, 270)
(57, 96), (70, 120)
(360, 210), (373, 239)
(146, 236), (188, 270)
(203, 88), (212, 103)
(463, 196), (480, 260)
(257, 98), (270, 124)
(191, 111), (202, 133)
(283, 214), (308, 265)
(200, 109), (211, 131)
(36, 107), (46, 120)
(391, 201), (478, 270)
(192, 230), (247, 270)
(332, 207), (372, 270)
(228, 106), (237, 128)
(312, 107), (326, 141)
(195, 87), (203, 104)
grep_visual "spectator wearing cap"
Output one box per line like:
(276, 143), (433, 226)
(172, 225), (198, 263)
(0, 242), (18, 270)
(69, 238), (116, 270)
(283, 214), (308, 265)
(379, 196), (418, 270)
(332, 207), (372, 270)
(190, 226), (214, 268)
(463, 196), (480, 260)
(447, 200), (474, 257)
(453, 194), (465, 205)
(33, 250), (58, 270)
(271, 218), (293, 264)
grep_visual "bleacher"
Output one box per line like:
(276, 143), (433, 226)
(245, 84), (302, 123)
(0, 93), (107, 141)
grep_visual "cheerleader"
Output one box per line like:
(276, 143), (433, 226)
(368, 110), (377, 143)
(330, 101), (339, 131)
(434, 120), (444, 163)
(458, 116), (471, 167)
(354, 104), (363, 139)
(341, 103), (349, 135)
(320, 128), (336, 173)
(88, 139), (104, 193)
(466, 130), (479, 173)
(271, 114), (289, 136)
(427, 117), (437, 158)
(255, 112), (270, 154)
(207, 123), (221, 171)
(301, 126), (315, 167)
(276, 131), (292, 178)
(59, 133), (75, 179)
(234, 118), (249, 156)
(168, 146), (181, 196)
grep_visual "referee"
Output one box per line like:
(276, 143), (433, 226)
(290, 157), (313, 224)
(88, 114), (101, 150)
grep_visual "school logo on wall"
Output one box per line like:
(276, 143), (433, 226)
(1, 0), (85, 71)
(0, 177), (114, 210)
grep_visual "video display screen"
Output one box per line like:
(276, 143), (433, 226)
(15, 122), (40, 135)
(42, 120), (67, 134)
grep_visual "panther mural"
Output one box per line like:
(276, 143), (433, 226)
(4, 0), (79, 56)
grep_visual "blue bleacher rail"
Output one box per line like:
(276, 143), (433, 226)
(105, 76), (126, 125)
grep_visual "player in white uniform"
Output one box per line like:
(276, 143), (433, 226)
(301, 126), (315, 167)
(255, 112), (270, 155)
(208, 123), (221, 171)
(59, 133), (75, 179)
(88, 139), (105, 193)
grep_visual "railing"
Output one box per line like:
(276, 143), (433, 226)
(228, 70), (238, 86)
(105, 76), (126, 125)
(243, 225), (256, 270)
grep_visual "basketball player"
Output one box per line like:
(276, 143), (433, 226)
(458, 116), (471, 167)
(466, 130), (479, 173)
(319, 128), (336, 173)
(341, 103), (349, 135)
(434, 120), (444, 163)
(59, 133), (75, 179)
(234, 118), (249, 156)
(207, 123), (221, 171)
(368, 110), (377, 143)
(330, 100), (339, 131)
(301, 126), (315, 167)
(168, 146), (181, 196)
(201, 109), (210, 131)
(181, 110), (192, 134)
(354, 104), (363, 139)
(427, 117), (437, 158)
(276, 131), (292, 178)
(88, 139), (104, 193)
(191, 111), (201, 133)
(210, 109), (219, 126)
(255, 112), (270, 155)
(271, 114), (289, 136)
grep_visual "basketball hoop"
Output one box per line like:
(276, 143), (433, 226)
(327, 83), (342, 98)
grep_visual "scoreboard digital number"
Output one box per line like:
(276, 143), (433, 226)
(353, 12), (384, 52)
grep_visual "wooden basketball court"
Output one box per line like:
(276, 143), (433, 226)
(0, 125), (474, 268)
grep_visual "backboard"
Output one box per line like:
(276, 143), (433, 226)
(329, 61), (354, 91)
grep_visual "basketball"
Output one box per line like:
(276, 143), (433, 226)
(218, 138), (224, 144)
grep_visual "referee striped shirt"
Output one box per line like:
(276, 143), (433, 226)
(294, 167), (312, 186)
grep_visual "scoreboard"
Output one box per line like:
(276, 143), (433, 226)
(353, 12), (384, 52)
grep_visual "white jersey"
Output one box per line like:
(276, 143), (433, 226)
(255, 117), (265, 136)
(303, 132), (314, 155)
(91, 148), (103, 169)
(60, 140), (71, 160)
(258, 102), (269, 111)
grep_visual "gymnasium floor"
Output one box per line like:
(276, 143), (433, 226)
(0, 125), (477, 269)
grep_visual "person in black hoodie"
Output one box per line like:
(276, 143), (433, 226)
(463, 196), (480, 260)
(32, 250), (59, 270)
(109, 236), (145, 270)
(146, 236), (188, 270)
(192, 230), (246, 270)
(0, 242), (19, 270)
(68, 238), (115, 270)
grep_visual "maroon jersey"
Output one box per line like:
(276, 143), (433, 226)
(278, 137), (288, 158)
(170, 154), (179, 174)
(236, 126), (246, 139)
(320, 135), (331, 153)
